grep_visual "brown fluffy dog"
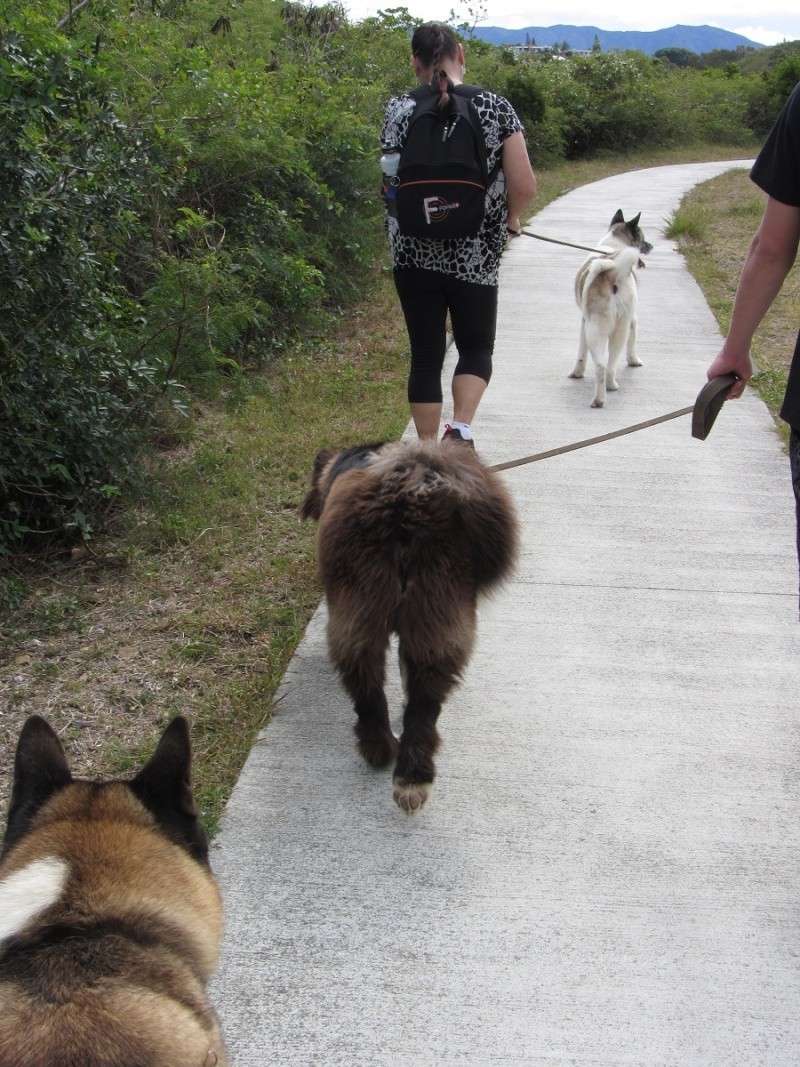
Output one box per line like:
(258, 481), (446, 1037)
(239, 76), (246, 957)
(0, 717), (229, 1067)
(302, 439), (519, 813)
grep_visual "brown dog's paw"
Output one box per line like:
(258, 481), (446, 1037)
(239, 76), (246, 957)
(356, 729), (398, 769)
(392, 778), (430, 813)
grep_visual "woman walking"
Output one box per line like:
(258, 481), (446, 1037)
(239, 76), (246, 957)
(381, 22), (537, 445)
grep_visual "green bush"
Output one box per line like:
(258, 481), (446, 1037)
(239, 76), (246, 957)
(0, 34), (168, 549)
(0, 6), (407, 551)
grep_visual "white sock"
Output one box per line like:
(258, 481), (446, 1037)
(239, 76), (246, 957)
(450, 420), (473, 440)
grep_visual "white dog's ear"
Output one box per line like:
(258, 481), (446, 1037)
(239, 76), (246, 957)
(611, 209), (624, 225)
(628, 212), (641, 229)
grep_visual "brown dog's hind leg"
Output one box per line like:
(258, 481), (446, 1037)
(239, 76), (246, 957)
(393, 648), (464, 813)
(351, 679), (398, 769)
(329, 621), (397, 769)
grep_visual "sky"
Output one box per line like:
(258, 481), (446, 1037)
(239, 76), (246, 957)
(343, 0), (800, 46)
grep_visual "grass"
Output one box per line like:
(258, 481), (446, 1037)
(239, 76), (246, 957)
(665, 202), (711, 241)
(0, 140), (761, 833)
(666, 167), (800, 436)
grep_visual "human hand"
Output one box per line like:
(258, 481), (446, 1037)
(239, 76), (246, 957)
(706, 347), (754, 400)
(506, 214), (521, 237)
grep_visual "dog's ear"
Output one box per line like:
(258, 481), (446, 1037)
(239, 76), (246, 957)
(130, 717), (209, 865)
(611, 209), (624, 225)
(300, 448), (335, 521)
(3, 717), (73, 858)
(300, 487), (323, 521)
(627, 212), (641, 231)
(131, 717), (196, 817)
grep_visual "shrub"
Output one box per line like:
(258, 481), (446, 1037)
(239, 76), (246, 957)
(0, 33), (168, 550)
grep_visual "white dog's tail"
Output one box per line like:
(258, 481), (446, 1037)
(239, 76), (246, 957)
(580, 247), (641, 313)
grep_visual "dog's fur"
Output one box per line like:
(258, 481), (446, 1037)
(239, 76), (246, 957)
(570, 209), (653, 407)
(0, 716), (229, 1067)
(301, 440), (518, 813)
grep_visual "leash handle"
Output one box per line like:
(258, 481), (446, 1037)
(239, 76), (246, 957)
(691, 373), (738, 440)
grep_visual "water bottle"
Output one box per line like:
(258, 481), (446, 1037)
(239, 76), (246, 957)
(380, 151), (400, 203)
(380, 152), (400, 177)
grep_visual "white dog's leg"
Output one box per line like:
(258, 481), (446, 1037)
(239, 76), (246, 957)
(585, 326), (608, 408)
(626, 316), (642, 367)
(606, 321), (631, 392)
(569, 320), (588, 379)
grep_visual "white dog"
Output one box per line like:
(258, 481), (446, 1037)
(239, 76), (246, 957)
(569, 210), (652, 408)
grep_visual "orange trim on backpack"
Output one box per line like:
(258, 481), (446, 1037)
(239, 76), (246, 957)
(398, 179), (487, 190)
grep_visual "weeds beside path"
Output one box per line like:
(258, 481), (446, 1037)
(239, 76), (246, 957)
(0, 142), (759, 830)
(667, 168), (799, 430)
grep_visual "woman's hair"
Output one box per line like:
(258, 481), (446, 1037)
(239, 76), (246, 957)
(411, 22), (459, 110)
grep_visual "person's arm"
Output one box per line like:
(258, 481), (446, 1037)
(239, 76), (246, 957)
(502, 131), (537, 234)
(707, 195), (800, 398)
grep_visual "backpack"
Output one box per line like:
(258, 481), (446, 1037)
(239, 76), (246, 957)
(393, 84), (499, 240)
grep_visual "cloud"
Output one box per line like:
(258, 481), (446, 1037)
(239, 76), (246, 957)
(732, 25), (795, 44)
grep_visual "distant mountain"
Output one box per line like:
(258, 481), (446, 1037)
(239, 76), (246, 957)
(472, 23), (763, 55)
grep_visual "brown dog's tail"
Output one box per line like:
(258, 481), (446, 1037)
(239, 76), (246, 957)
(367, 442), (519, 596)
(460, 468), (519, 593)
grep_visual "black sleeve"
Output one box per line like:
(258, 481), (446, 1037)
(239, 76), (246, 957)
(750, 83), (800, 207)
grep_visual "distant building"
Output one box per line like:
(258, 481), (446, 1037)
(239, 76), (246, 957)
(506, 42), (592, 58)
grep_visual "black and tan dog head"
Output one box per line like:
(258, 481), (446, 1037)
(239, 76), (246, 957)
(300, 443), (386, 521)
(0, 716), (227, 1067)
(2, 715), (208, 866)
(609, 208), (653, 255)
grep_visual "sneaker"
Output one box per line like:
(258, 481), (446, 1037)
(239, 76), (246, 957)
(442, 424), (475, 449)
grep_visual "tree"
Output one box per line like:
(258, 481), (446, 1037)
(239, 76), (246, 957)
(591, 33), (601, 53)
(654, 46), (701, 69)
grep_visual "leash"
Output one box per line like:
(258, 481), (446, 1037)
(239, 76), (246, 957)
(510, 227), (611, 256)
(489, 375), (737, 473)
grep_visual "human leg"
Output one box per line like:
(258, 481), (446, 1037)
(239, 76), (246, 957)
(790, 428), (800, 620)
(393, 269), (449, 439)
(447, 278), (498, 427)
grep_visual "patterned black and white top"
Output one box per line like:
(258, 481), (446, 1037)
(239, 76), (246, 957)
(381, 88), (524, 287)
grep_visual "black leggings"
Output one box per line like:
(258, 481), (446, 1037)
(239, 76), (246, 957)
(394, 268), (498, 404)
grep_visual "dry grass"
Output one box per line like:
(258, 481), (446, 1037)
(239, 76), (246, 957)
(0, 271), (410, 831)
(0, 142), (761, 832)
(668, 168), (800, 429)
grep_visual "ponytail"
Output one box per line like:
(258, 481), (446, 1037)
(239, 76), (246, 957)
(411, 22), (459, 109)
(433, 60), (453, 111)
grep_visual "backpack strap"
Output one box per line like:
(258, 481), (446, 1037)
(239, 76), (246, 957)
(405, 83), (501, 185)
(453, 84), (501, 184)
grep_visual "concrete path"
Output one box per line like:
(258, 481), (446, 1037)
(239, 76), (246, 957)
(212, 161), (800, 1066)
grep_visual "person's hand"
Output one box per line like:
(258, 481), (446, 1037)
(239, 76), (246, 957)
(506, 214), (521, 237)
(706, 346), (754, 399)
